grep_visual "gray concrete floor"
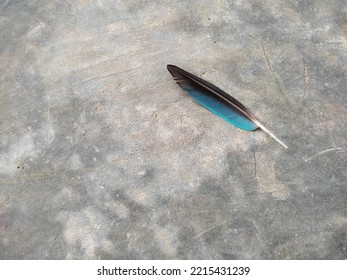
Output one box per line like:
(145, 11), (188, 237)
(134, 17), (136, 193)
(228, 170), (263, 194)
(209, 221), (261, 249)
(0, 0), (346, 259)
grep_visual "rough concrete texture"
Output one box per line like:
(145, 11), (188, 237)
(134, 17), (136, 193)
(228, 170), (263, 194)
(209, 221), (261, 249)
(0, 0), (346, 259)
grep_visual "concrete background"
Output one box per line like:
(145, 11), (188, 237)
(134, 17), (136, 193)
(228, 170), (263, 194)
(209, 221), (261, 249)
(0, 0), (346, 259)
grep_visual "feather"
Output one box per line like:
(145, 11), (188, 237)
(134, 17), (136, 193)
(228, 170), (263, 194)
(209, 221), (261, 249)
(167, 64), (288, 149)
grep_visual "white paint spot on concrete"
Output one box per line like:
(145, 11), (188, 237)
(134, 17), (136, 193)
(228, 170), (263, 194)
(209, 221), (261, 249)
(56, 207), (114, 259)
(0, 134), (37, 175)
(254, 151), (290, 200)
(27, 22), (46, 39)
(69, 153), (83, 171)
(154, 227), (178, 257)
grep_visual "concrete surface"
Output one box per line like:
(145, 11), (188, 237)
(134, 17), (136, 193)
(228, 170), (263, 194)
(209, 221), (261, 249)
(0, 0), (346, 259)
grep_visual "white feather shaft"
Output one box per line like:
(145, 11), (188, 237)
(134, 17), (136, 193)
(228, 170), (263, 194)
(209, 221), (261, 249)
(253, 120), (288, 149)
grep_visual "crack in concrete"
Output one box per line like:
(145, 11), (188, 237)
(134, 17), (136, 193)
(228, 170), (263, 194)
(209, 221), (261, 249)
(303, 147), (344, 162)
(303, 60), (308, 100)
(253, 149), (262, 192)
(260, 42), (286, 98)
(193, 221), (230, 239)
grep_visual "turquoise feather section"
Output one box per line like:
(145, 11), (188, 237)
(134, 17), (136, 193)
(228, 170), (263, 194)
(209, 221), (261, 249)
(186, 89), (258, 131)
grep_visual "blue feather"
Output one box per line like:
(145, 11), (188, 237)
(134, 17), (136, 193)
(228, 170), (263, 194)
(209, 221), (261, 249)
(186, 88), (258, 131)
(167, 64), (288, 148)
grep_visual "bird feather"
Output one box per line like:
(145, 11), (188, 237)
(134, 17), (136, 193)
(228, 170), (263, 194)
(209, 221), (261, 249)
(167, 64), (288, 149)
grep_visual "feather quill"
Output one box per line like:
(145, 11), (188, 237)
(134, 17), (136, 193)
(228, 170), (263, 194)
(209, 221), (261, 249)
(167, 64), (288, 149)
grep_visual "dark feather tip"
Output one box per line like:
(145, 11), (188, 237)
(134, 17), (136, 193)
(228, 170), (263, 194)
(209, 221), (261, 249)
(167, 64), (177, 75)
